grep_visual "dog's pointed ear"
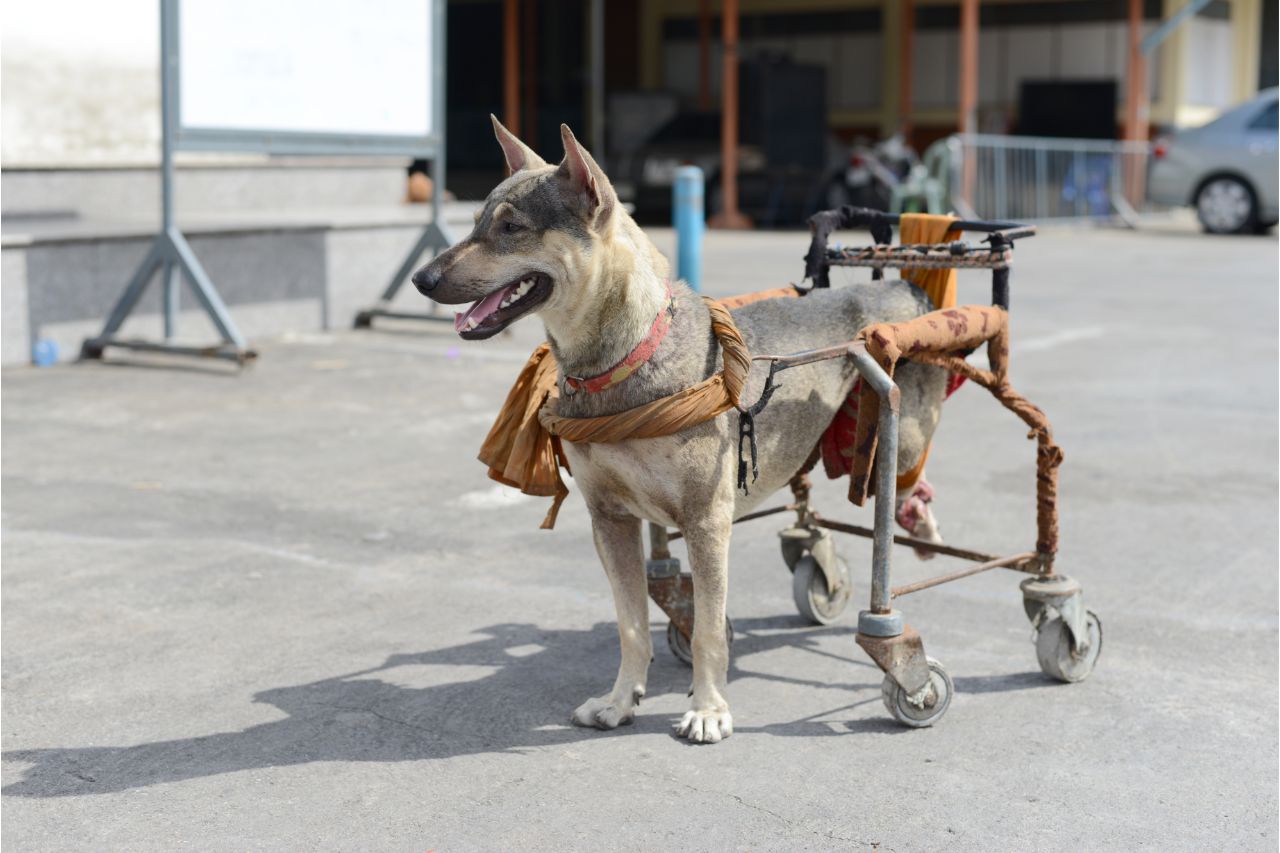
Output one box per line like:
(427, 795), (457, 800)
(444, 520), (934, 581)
(490, 114), (546, 175)
(556, 123), (615, 227)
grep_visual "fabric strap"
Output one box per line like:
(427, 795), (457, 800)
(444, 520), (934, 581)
(478, 296), (751, 529)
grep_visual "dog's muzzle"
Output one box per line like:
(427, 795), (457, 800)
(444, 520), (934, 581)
(412, 264), (441, 295)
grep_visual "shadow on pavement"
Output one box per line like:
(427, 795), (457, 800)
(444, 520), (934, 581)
(952, 671), (1053, 694)
(3, 618), (1048, 797)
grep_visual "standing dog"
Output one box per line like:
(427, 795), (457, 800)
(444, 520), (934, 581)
(415, 118), (947, 743)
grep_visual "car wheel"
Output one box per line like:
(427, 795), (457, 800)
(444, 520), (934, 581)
(1195, 176), (1257, 234)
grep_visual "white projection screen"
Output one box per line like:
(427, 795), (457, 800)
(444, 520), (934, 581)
(173, 0), (439, 156)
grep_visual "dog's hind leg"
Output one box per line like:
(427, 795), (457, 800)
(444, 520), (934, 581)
(893, 361), (949, 555)
(673, 505), (735, 744)
(571, 510), (652, 730)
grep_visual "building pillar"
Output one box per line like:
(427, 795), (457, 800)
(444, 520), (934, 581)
(1125, 0), (1148, 143)
(958, 0), (979, 134)
(1230, 0), (1262, 101)
(709, 0), (751, 229)
(881, 0), (917, 140)
(899, 0), (915, 142)
(1152, 0), (1190, 127)
(640, 0), (664, 90)
(1124, 0), (1148, 206)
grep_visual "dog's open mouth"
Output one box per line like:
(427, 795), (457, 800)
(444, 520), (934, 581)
(453, 274), (552, 340)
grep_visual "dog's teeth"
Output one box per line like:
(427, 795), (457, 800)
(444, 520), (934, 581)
(499, 279), (535, 310)
(464, 317), (479, 330)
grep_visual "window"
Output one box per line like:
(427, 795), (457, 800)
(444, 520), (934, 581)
(1248, 101), (1278, 131)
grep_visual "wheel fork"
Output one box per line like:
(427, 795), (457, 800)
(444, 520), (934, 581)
(1021, 574), (1091, 655)
(856, 623), (935, 701)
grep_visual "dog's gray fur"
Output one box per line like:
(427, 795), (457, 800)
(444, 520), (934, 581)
(417, 118), (946, 743)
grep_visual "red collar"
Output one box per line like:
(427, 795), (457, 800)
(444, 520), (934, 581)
(564, 281), (675, 394)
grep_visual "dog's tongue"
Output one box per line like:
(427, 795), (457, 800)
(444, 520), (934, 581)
(454, 285), (512, 332)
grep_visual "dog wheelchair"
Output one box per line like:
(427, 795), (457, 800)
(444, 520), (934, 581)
(645, 206), (1102, 727)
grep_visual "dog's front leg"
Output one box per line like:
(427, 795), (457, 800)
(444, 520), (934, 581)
(673, 510), (734, 744)
(571, 510), (652, 730)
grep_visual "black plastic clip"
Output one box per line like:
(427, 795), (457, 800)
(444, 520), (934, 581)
(736, 360), (783, 494)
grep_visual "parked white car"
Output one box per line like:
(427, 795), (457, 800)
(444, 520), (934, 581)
(1148, 88), (1278, 234)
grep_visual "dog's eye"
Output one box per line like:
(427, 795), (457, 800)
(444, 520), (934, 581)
(502, 221), (523, 235)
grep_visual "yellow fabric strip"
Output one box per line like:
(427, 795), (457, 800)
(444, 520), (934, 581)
(898, 213), (960, 310)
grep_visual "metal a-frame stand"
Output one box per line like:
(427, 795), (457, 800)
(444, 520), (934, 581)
(353, 0), (454, 329)
(352, 156), (453, 328)
(81, 0), (254, 365)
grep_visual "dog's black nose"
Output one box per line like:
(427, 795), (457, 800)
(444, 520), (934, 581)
(412, 264), (441, 295)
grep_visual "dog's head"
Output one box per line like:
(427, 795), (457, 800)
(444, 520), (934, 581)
(413, 117), (620, 340)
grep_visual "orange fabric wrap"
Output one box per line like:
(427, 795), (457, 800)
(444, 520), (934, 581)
(716, 286), (802, 309)
(476, 344), (572, 528)
(845, 304), (1063, 558)
(849, 305), (1009, 506)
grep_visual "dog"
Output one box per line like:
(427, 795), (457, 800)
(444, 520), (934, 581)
(414, 117), (948, 743)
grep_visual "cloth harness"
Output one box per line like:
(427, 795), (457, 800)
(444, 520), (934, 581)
(476, 213), (968, 529)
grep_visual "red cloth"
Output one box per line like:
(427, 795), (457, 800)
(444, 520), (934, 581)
(820, 374), (964, 479)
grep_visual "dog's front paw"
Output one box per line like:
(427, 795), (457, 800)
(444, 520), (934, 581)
(674, 708), (733, 744)
(571, 695), (636, 730)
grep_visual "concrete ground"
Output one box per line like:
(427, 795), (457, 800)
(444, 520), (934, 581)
(3, 218), (1277, 851)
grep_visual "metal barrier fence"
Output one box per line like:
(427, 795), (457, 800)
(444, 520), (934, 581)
(948, 134), (1155, 223)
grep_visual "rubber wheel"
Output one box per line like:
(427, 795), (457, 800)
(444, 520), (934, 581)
(881, 656), (953, 728)
(791, 555), (852, 625)
(1036, 610), (1103, 683)
(1196, 176), (1257, 234)
(666, 617), (734, 667)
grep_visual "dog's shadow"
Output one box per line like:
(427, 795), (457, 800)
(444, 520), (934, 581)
(2, 618), (1043, 797)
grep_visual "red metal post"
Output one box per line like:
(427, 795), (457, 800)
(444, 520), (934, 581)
(522, 0), (538, 144)
(1125, 0), (1147, 142)
(899, 0), (915, 141)
(958, 0), (978, 135)
(958, 0), (979, 208)
(1124, 0), (1148, 205)
(709, 0), (751, 229)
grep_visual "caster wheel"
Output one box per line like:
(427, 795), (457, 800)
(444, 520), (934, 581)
(666, 618), (734, 667)
(881, 656), (953, 728)
(1036, 610), (1102, 683)
(791, 555), (852, 625)
(780, 537), (807, 571)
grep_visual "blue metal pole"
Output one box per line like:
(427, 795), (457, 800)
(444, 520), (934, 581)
(673, 165), (704, 292)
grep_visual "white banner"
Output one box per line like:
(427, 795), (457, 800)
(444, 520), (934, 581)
(179, 0), (432, 139)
